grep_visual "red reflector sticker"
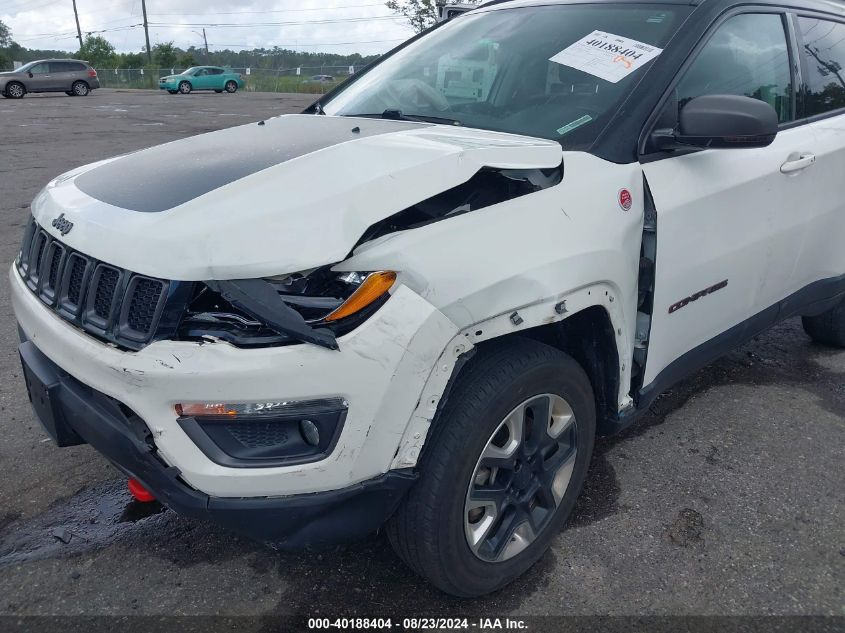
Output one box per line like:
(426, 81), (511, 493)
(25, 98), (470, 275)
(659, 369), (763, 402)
(618, 189), (633, 212)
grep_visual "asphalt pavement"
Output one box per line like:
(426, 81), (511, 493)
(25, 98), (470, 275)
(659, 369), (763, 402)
(0, 89), (842, 624)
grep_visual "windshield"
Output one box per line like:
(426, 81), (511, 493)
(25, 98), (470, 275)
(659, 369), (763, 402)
(15, 61), (37, 73)
(323, 4), (690, 146)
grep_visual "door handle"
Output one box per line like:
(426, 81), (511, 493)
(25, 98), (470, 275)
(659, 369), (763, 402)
(780, 153), (816, 174)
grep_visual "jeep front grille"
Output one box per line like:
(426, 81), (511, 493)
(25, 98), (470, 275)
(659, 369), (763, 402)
(16, 218), (173, 350)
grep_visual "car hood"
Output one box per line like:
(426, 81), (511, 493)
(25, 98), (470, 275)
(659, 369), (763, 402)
(31, 114), (563, 280)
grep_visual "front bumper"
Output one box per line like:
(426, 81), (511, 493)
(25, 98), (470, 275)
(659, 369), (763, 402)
(11, 265), (458, 498)
(19, 337), (416, 546)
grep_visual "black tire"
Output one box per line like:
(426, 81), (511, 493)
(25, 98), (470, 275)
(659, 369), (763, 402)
(386, 338), (596, 597)
(224, 80), (238, 93)
(65, 91), (75, 96)
(802, 298), (845, 348)
(178, 81), (192, 94)
(214, 89), (223, 93)
(71, 81), (89, 96)
(167, 90), (178, 94)
(4, 81), (25, 99)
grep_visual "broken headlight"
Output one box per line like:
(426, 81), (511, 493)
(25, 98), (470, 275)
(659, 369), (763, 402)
(175, 268), (396, 348)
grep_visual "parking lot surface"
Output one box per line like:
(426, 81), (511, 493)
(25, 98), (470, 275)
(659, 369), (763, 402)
(0, 90), (842, 620)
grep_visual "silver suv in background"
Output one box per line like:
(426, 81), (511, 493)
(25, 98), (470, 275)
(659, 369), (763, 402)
(0, 59), (100, 99)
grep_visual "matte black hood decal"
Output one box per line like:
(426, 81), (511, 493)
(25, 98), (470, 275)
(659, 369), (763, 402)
(74, 116), (428, 213)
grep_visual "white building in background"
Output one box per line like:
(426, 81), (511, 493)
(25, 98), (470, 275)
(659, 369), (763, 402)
(436, 0), (481, 22)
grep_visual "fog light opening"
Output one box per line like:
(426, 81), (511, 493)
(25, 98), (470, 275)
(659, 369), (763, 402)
(174, 398), (348, 467)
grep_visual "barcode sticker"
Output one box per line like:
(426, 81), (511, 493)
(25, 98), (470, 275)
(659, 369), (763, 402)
(550, 30), (663, 83)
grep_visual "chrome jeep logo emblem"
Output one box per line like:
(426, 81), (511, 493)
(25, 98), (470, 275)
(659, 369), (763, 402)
(51, 213), (74, 236)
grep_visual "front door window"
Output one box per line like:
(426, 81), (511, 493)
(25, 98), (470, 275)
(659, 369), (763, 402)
(676, 13), (795, 123)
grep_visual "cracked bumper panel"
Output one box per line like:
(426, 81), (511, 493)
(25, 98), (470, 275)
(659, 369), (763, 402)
(21, 337), (419, 546)
(10, 266), (458, 498)
(19, 337), (416, 546)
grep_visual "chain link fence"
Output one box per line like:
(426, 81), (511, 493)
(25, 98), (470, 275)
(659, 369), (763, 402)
(93, 66), (353, 94)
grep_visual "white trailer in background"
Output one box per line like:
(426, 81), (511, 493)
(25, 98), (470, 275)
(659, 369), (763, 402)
(436, 1), (479, 22)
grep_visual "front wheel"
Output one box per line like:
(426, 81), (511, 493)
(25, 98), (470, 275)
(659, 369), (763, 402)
(167, 90), (178, 94)
(71, 81), (89, 96)
(178, 81), (192, 94)
(224, 80), (238, 93)
(803, 297), (845, 348)
(387, 338), (596, 597)
(4, 82), (25, 99)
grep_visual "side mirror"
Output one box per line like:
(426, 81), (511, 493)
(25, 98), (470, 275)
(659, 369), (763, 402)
(652, 94), (778, 151)
(28, 72), (33, 78)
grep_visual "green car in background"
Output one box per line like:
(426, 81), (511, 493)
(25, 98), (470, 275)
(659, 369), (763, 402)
(159, 66), (245, 95)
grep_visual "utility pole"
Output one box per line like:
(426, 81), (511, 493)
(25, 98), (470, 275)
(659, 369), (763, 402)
(202, 28), (209, 57)
(141, 0), (152, 64)
(71, 0), (83, 48)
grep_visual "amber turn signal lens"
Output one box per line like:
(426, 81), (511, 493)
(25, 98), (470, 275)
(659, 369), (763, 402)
(324, 271), (396, 323)
(175, 403), (238, 417)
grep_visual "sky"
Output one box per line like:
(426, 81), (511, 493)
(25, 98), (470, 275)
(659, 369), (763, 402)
(0, 0), (418, 56)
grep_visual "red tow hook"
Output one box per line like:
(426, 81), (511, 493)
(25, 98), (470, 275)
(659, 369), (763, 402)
(127, 478), (156, 503)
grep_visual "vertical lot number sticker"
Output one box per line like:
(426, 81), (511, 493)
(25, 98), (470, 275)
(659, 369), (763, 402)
(550, 30), (663, 83)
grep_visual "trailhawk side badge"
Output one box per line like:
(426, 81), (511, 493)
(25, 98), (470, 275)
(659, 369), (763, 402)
(669, 280), (729, 314)
(51, 213), (74, 236)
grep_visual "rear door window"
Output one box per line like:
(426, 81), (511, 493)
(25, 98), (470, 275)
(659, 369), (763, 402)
(677, 13), (795, 123)
(797, 17), (845, 117)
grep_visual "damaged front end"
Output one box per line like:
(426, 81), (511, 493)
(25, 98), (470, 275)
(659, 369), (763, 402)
(176, 163), (562, 352)
(27, 115), (566, 354)
(358, 165), (563, 246)
(177, 269), (397, 350)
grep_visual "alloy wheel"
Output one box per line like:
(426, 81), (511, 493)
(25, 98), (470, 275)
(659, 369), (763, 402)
(7, 83), (24, 98)
(464, 393), (578, 563)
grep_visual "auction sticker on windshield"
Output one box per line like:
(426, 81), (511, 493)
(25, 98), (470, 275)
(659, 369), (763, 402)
(550, 30), (663, 83)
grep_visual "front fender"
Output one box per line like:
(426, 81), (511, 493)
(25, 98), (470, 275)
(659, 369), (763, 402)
(390, 283), (632, 470)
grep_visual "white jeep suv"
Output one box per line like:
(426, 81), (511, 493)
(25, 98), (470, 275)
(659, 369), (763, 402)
(11, 0), (845, 597)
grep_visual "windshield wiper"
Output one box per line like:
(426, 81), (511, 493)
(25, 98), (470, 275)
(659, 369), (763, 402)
(346, 109), (461, 126)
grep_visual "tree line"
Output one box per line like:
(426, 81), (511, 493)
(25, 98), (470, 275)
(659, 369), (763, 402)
(1, 2), (476, 71)
(1, 21), (378, 71)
